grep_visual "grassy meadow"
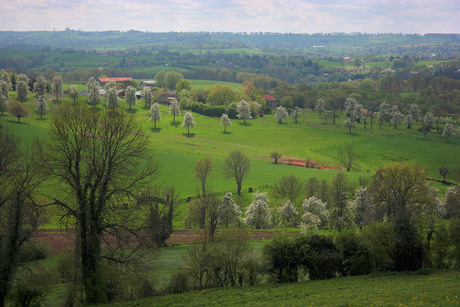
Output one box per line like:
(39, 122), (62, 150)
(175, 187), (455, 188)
(2, 87), (458, 198)
(111, 269), (460, 306)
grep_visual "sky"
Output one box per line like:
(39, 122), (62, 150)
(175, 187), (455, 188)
(1, 0), (459, 34)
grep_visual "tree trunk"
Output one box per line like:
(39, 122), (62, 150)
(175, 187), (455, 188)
(237, 182), (242, 195)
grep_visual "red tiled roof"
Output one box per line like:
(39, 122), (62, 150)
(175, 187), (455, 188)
(99, 77), (132, 83)
(262, 94), (276, 102)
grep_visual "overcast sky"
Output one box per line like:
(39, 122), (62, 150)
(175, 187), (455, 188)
(1, 0), (459, 33)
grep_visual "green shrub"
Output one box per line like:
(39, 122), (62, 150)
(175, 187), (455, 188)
(362, 222), (395, 271)
(335, 230), (373, 276)
(56, 253), (77, 283)
(8, 268), (53, 307)
(19, 243), (49, 263)
(295, 235), (341, 280)
(264, 235), (299, 283)
(166, 269), (190, 294)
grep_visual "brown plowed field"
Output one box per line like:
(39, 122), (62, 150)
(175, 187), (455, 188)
(32, 229), (287, 256)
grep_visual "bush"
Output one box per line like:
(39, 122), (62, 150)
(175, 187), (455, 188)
(173, 230), (260, 291)
(295, 235), (341, 280)
(8, 268), (53, 307)
(264, 235), (299, 283)
(361, 222), (395, 271)
(335, 231), (373, 276)
(393, 216), (425, 271)
(191, 102), (226, 117)
(56, 253), (77, 283)
(166, 269), (190, 294)
(19, 243), (49, 263)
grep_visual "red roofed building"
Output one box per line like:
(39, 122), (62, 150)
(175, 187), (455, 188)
(98, 77), (133, 85)
(262, 94), (278, 108)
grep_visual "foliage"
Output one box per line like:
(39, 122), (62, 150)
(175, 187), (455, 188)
(442, 122), (455, 143)
(141, 187), (176, 247)
(329, 173), (355, 232)
(7, 101), (29, 122)
(335, 231), (373, 276)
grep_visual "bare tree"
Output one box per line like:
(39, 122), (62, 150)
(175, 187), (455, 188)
(37, 103), (159, 304)
(271, 175), (304, 203)
(69, 85), (79, 104)
(338, 144), (359, 172)
(224, 151), (250, 196)
(194, 157), (214, 229)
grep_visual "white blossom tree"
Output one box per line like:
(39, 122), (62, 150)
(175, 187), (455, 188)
(219, 192), (241, 228)
(350, 187), (372, 228)
(442, 122), (455, 143)
(423, 112), (435, 129)
(0, 94), (7, 114)
(315, 99), (327, 115)
(301, 195), (328, 227)
(405, 114), (414, 129)
(220, 113), (231, 132)
(125, 86), (136, 110)
(300, 212), (321, 231)
(275, 106), (288, 123)
(244, 191), (270, 229)
(149, 103), (161, 128)
(390, 105), (403, 129)
(182, 112), (195, 134)
(169, 99), (181, 123)
(52, 75), (63, 102)
(343, 118), (357, 133)
(0, 81), (9, 100)
(291, 107), (303, 123)
(378, 102), (391, 128)
(87, 77), (101, 108)
(106, 87), (120, 109)
(237, 99), (252, 124)
(142, 87), (154, 109)
(278, 200), (299, 227)
(409, 104), (420, 122)
(33, 75), (47, 97)
(34, 95), (48, 119)
(17, 74), (29, 84)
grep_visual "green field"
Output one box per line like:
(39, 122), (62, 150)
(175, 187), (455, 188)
(2, 89), (458, 202)
(111, 270), (460, 306)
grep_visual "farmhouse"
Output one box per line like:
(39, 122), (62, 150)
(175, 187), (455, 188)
(141, 80), (157, 87)
(156, 93), (179, 105)
(262, 94), (278, 108)
(98, 77), (133, 85)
